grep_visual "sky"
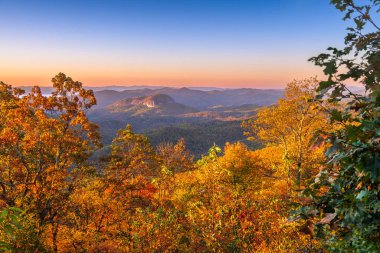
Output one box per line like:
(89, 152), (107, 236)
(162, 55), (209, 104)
(0, 0), (349, 88)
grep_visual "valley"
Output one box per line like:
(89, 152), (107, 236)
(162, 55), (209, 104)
(88, 87), (282, 156)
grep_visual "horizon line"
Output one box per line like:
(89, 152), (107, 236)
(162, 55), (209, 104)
(13, 84), (287, 90)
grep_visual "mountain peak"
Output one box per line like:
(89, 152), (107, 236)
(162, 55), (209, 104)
(134, 94), (175, 108)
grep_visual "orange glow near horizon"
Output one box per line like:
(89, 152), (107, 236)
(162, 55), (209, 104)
(0, 63), (325, 89)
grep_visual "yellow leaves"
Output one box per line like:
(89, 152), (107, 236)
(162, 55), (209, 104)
(242, 78), (332, 192)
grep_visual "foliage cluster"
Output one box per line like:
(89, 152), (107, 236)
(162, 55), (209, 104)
(300, 1), (380, 252)
(0, 75), (326, 252)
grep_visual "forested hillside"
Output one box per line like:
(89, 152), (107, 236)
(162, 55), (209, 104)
(88, 91), (261, 157)
(0, 0), (379, 252)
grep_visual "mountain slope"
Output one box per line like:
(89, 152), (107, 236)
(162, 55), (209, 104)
(92, 94), (198, 118)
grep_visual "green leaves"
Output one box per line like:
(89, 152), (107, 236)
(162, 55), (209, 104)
(318, 80), (336, 92)
(356, 190), (368, 200)
(305, 0), (380, 251)
(0, 207), (24, 252)
(330, 109), (343, 122)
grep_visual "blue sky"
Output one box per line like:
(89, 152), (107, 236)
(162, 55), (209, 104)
(0, 0), (349, 87)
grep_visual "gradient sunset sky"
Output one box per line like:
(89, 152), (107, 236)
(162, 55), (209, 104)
(0, 0), (348, 88)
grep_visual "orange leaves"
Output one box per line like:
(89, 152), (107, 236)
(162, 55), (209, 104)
(0, 73), (102, 251)
(0, 128), (19, 145)
(156, 138), (194, 174)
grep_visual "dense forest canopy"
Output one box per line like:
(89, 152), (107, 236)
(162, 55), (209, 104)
(0, 0), (379, 252)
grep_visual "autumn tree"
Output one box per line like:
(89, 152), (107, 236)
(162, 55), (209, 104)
(103, 125), (157, 215)
(155, 138), (194, 200)
(106, 124), (158, 178)
(243, 78), (329, 191)
(0, 73), (100, 252)
(156, 138), (194, 174)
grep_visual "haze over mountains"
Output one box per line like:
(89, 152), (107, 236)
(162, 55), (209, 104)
(93, 87), (284, 109)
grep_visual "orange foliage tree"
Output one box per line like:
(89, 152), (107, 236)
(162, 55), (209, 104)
(0, 73), (100, 252)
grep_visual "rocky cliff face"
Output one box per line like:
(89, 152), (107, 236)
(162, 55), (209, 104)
(103, 94), (198, 116)
(110, 94), (175, 109)
(131, 94), (175, 108)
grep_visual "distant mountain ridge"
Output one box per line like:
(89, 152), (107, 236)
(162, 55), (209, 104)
(15, 85), (226, 94)
(93, 87), (284, 109)
(14, 86), (284, 109)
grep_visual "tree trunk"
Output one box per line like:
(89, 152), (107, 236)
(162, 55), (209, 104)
(296, 162), (301, 190)
(52, 223), (59, 253)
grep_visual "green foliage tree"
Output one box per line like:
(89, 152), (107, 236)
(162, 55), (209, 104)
(304, 0), (380, 251)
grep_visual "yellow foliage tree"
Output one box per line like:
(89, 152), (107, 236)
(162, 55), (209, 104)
(243, 78), (330, 192)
